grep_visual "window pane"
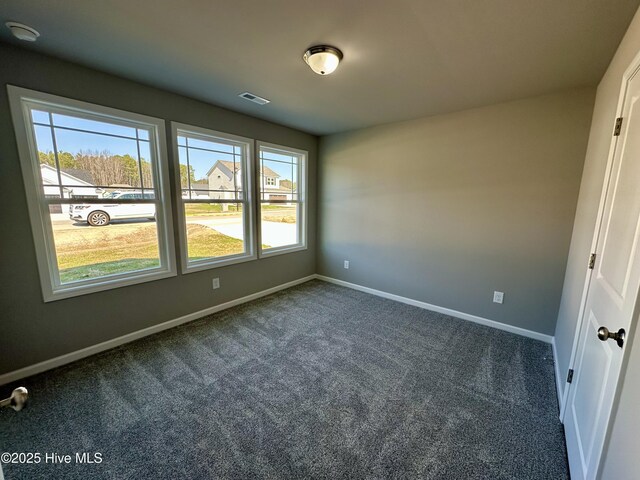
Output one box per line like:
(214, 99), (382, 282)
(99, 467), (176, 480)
(178, 144), (243, 197)
(51, 113), (137, 138)
(261, 149), (295, 163)
(52, 203), (160, 284)
(34, 125), (55, 164)
(186, 136), (235, 153)
(183, 203), (246, 261)
(260, 204), (298, 249)
(138, 140), (154, 189)
(137, 128), (150, 140)
(31, 110), (51, 125)
(63, 185), (104, 199)
(178, 146), (190, 189)
(193, 150), (240, 196)
(50, 127), (143, 188)
(260, 159), (296, 200)
(258, 144), (305, 254)
(179, 131), (247, 201)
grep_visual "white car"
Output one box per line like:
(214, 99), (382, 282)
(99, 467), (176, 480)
(70, 191), (156, 226)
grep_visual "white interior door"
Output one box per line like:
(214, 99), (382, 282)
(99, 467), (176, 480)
(564, 65), (640, 480)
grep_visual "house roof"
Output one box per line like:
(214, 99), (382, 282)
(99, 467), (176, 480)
(61, 168), (95, 185)
(260, 165), (280, 178)
(40, 164), (95, 186)
(207, 160), (280, 178)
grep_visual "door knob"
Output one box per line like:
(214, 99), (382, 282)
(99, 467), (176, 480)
(597, 327), (625, 348)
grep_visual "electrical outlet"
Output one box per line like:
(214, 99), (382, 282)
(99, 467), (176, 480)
(212, 278), (220, 290)
(493, 291), (504, 304)
(344, 260), (350, 269)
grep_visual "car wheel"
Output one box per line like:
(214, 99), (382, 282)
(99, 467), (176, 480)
(87, 210), (110, 226)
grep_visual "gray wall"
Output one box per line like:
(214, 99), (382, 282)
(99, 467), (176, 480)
(550, 6), (640, 478)
(0, 43), (317, 375)
(318, 89), (595, 336)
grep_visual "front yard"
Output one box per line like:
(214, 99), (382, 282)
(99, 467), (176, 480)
(55, 222), (244, 283)
(53, 205), (298, 283)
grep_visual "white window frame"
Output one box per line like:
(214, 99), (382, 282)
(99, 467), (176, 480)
(8, 86), (177, 302)
(257, 141), (308, 258)
(172, 122), (256, 273)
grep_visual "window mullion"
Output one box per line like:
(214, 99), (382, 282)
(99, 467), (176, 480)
(135, 129), (145, 195)
(184, 137), (193, 200)
(47, 112), (66, 199)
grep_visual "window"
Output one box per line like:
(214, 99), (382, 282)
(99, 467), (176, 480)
(8, 86), (176, 301)
(258, 142), (307, 256)
(173, 123), (255, 271)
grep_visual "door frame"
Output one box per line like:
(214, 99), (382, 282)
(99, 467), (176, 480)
(560, 47), (640, 476)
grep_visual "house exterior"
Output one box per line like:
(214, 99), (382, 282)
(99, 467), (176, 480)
(40, 164), (101, 199)
(187, 180), (211, 199)
(40, 164), (102, 213)
(206, 160), (295, 202)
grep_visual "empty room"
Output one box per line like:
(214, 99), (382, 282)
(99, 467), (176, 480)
(1, 1), (640, 479)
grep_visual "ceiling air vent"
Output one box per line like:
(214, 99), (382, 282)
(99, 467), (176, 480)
(239, 92), (270, 105)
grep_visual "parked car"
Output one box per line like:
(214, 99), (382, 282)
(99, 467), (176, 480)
(70, 191), (156, 226)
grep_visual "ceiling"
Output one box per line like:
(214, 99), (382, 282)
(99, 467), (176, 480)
(1, 0), (639, 135)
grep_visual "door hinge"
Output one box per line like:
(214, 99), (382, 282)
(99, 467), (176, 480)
(567, 369), (574, 384)
(614, 117), (623, 136)
(589, 253), (597, 270)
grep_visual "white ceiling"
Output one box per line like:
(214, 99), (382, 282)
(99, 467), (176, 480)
(1, 0), (639, 135)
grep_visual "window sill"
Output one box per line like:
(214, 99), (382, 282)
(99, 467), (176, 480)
(181, 253), (257, 274)
(259, 244), (307, 259)
(45, 269), (177, 302)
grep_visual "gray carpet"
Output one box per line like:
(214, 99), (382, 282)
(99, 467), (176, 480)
(0, 280), (568, 479)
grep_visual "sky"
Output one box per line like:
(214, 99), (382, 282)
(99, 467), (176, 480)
(33, 109), (297, 182)
(33, 110), (146, 159)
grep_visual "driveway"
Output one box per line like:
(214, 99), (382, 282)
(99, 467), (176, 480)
(191, 217), (296, 247)
(53, 212), (297, 248)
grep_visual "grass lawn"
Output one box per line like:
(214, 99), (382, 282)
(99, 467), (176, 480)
(262, 213), (296, 223)
(184, 203), (240, 216)
(184, 203), (296, 224)
(261, 205), (297, 224)
(56, 223), (245, 283)
(60, 258), (160, 283)
(185, 224), (245, 259)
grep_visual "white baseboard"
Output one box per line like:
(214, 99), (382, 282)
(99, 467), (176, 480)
(316, 275), (554, 344)
(0, 275), (316, 386)
(552, 337), (566, 420)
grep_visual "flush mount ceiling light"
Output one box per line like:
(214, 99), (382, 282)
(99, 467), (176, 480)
(303, 45), (343, 75)
(6, 22), (40, 42)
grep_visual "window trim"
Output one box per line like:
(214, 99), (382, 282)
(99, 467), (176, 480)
(171, 122), (257, 273)
(8, 85), (177, 302)
(256, 141), (308, 258)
